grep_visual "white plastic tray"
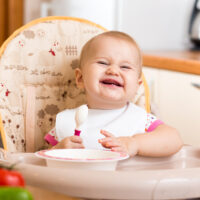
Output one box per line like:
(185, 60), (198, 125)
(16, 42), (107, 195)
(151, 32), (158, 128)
(1, 146), (200, 199)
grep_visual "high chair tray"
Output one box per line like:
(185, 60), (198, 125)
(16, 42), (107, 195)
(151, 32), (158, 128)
(1, 146), (200, 200)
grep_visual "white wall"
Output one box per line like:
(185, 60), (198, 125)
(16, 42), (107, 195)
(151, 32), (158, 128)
(47, 0), (117, 30)
(24, 0), (118, 30)
(24, 0), (41, 24)
(24, 0), (196, 50)
(120, 0), (195, 50)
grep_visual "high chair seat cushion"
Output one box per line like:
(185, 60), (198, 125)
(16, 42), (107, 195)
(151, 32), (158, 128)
(0, 16), (150, 152)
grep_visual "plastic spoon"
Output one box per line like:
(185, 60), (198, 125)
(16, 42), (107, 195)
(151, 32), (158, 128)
(74, 104), (88, 136)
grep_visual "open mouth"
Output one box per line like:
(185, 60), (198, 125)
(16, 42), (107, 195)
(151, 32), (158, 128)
(100, 79), (123, 87)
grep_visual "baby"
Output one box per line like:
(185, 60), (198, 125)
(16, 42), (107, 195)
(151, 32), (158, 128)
(45, 31), (183, 157)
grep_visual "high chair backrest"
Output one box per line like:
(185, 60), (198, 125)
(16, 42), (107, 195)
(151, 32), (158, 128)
(0, 16), (150, 152)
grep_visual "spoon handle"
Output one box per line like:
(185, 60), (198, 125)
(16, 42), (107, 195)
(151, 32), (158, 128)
(74, 129), (81, 136)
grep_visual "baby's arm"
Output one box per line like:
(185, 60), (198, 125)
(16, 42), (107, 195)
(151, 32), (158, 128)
(44, 127), (84, 149)
(99, 124), (183, 157)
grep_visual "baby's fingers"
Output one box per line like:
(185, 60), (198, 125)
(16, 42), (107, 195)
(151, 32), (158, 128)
(70, 136), (83, 143)
(71, 142), (85, 149)
(98, 137), (113, 144)
(100, 130), (114, 137)
(111, 146), (125, 153)
(99, 139), (120, 148)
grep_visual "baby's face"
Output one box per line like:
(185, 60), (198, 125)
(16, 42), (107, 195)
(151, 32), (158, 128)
(76, 36), (141, 109)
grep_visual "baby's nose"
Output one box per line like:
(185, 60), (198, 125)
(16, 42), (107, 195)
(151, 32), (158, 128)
(106, 65), (119, 75)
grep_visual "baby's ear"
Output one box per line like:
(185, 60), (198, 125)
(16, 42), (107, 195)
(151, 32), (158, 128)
(138, 77), (143, 85)
(135, 76), (142, 91)
(75, 68), (84, 89)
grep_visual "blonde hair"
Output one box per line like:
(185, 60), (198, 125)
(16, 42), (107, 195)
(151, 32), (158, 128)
(79, 31), (142, 77)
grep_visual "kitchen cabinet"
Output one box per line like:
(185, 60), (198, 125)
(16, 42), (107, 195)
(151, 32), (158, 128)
(143, 67), (200, 146)
(0, 0), (23, 46)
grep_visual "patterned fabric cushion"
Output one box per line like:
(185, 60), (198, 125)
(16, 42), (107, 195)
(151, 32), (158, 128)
(0, 17), (149, 152)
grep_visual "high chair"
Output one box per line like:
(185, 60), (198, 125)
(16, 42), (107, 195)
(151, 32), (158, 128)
(0, 16), (150, 153)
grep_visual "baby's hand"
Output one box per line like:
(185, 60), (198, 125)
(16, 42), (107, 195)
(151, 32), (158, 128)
(98, 130), (138, 157)
(52, 136), (85, 149)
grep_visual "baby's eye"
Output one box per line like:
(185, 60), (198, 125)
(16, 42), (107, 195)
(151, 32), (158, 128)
(120, 65), (132, 69)
(97, 61), (108, 65)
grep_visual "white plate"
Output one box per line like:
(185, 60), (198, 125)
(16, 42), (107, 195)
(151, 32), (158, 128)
(35, 149), (129, 171)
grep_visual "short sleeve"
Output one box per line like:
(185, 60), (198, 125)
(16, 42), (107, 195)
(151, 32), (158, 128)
(145, 113), (164, 132)
(44, 127), (58, 146)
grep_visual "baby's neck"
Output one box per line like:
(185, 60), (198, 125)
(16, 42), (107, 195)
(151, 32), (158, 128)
(87, 102), (128, 110)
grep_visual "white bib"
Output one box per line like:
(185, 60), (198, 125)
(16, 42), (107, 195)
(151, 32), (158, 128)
(56, 102), (147, 149)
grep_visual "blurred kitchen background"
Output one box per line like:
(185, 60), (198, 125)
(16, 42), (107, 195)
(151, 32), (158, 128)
(25, 0), (196, 50)
(0, 0), (200, 146)
(0, 0), (196, 50)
